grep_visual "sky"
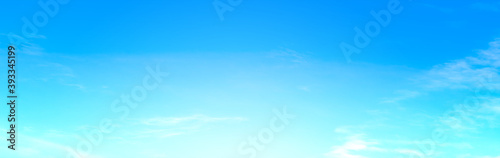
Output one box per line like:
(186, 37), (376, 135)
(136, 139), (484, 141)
(1, 0), (500, 157)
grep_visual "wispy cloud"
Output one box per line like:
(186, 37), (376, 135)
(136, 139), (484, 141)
(0, 128), (101, 158)
(139, 115), (246, 126)
(437, 97), (500, 136)
(325, 133), (389, 158)
(381, 90), (421, 104)
(419, 39), (500, 136)
(36, 61), (86, 91)
(421, 39), (500, 89)
(64, 83), (86, 90)
(1, 33), (46, 55)
(119, 115), (247, 139)
(268, 47), (309, 65)
(471, 2), (500, 12)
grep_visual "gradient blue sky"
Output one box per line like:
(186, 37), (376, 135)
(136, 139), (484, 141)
(1, 0), (500, 158)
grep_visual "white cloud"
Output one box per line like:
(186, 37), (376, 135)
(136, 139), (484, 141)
(423, 39), (500, 89)
(325, 39), (500, 158)
(139, 115), (246, 126)
(0, 129), (101, 158)
(325, 134), (388, 158)
(382, 90), (421, 103)
(120, 115), (247, 139)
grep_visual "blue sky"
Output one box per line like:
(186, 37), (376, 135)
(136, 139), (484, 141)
(1, 0), (500, 157)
